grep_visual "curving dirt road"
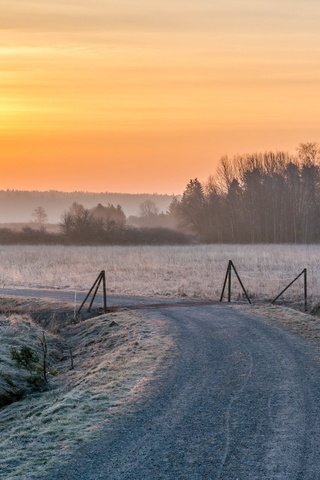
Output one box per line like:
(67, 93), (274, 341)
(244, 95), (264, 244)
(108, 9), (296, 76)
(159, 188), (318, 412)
(37, 302), (320, 480)
(1, 288), (320, 478)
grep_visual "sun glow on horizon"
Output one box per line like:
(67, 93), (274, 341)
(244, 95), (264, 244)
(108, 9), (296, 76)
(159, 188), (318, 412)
(2, 0), (320, 193)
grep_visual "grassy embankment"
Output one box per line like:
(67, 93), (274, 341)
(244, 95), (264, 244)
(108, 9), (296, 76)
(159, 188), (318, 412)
(0, 298), (172, 480)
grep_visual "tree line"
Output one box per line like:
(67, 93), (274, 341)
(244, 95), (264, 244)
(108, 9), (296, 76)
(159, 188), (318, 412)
(173, 143), (320, 243)
(2, 142), (319, 245)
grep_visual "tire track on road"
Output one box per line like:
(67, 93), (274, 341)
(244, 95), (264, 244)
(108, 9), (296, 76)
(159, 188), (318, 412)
(216, 348), (254, 479)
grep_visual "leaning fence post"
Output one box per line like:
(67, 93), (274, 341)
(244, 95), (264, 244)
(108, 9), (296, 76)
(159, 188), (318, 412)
(230, 261), (251, 305)
(77, 270), (107, 317)
(88, 272), (103, 312)
(220, 260), (232, 302)
(271, 268), (307, 312)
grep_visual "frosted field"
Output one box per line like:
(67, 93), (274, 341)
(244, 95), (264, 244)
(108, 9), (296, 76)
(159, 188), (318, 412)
(0, 244), (318, 306)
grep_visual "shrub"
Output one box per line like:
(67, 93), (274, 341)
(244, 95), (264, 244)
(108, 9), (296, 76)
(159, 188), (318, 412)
(11, 346), (40, 375)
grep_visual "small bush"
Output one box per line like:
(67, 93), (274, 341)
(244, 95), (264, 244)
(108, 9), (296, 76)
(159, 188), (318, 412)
(11, 346), (39, 375)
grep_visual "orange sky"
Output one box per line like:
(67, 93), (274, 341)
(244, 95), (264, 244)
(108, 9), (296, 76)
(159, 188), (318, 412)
(2, 0), (320, 193)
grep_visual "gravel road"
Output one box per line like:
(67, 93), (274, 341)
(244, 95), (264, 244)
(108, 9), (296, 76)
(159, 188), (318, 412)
(0, 287), (208, 309)
(35, 302), (320, 480)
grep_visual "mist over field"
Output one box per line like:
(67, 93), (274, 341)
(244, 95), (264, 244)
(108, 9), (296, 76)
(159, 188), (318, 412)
(0, 190), (175, 223)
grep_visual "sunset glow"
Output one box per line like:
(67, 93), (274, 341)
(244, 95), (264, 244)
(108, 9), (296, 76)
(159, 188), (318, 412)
(2, 0), (320, 193)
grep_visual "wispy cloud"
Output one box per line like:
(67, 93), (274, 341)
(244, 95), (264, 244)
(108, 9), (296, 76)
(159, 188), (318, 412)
(2, 0), (320, 34)
(2, 0), (320, 192)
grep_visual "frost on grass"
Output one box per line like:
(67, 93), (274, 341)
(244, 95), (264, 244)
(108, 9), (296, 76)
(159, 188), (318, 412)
(238, 304), (320, 345)
(0, 244), (317, 305)
(0, 310), (172, 480)
(0, 315), (62, 407)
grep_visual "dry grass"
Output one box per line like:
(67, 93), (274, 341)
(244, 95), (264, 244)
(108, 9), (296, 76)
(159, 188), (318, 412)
(237, 304), (320, 345)
(0, 308), (172, 480)
(0, 244), (317, 306)
(0, 315), (62, 408)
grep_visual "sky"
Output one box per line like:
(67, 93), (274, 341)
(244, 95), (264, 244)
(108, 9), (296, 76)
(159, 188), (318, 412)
(1, 0), (320, 193)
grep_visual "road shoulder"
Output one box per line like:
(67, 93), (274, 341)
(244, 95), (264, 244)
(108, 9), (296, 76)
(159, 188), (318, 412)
(0, 304), (172, 480)
(236, 303), (320, 345)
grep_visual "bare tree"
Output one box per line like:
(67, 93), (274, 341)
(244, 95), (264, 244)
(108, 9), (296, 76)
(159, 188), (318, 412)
(139, 200), (159, 217)
(297, 142), (320, 165)
(32, 206), (48, 230)
(60, 202), (95, 240)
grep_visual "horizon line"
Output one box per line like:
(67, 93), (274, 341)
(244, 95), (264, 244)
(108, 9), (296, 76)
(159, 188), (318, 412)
(0, 188), (179, 197)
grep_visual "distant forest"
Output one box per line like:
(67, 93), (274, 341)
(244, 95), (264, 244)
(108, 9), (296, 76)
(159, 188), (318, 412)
(173, 143), (320, 243)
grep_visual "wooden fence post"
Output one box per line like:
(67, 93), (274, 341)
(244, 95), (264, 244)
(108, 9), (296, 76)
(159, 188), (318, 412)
(271, 268), (307, 312)
(220, 260), (251, 304)
(77, 270), (107, 316)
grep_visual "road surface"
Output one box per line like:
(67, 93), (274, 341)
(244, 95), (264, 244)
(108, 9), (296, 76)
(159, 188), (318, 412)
(0, 286), (210, 310)
(1, 289), (320, 479)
